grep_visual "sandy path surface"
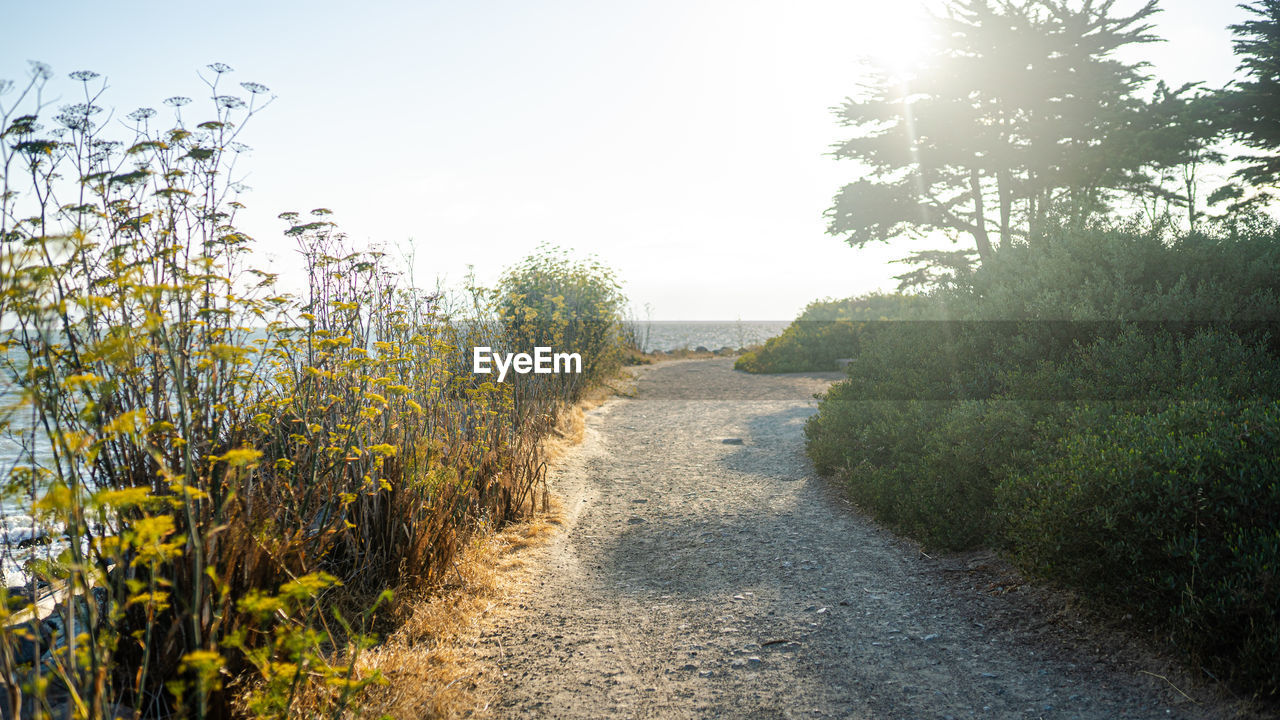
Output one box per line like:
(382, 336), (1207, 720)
(479, 358), (1221, 719)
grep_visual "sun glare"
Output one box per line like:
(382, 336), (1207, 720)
(857, 1), (935, 78)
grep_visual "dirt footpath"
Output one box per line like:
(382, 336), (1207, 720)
(478, 358), (1227, 719)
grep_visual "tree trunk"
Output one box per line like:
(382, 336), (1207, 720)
(1028, 195), (1037, 240)
(969, 167), (995, 263)
(997, 168), (1012, 249)
(1184, 155), (1199, 234)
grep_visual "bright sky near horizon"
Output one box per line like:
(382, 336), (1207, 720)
(1, 1), (1255, 319)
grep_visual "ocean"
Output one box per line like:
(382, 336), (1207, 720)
(630, 320), (789, 353)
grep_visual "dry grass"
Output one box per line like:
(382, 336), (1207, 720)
(348, 506), (565, 719)
(287, 378), (631, 719)
(227, 507), (565, 719)
(541, 379), (614, 459)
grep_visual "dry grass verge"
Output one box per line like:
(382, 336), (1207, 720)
(281, 379), (627, 719)
(351, 506), (565, 719)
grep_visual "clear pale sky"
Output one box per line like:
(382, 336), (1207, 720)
(1, 1), (1253, 319)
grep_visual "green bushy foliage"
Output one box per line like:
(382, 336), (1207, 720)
(495, 247), (626, 403)
(735, 293), (925, 373)
(805, 221), (1280, 694)
(807, 394), (1040, 549)
(998, 399), (1280, 695)
(734, 322), (861, 373)
(964, 221), (1280, 322)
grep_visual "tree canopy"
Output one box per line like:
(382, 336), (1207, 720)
(1223, 0), (1280, 189)
(828, 0), (1188, 264)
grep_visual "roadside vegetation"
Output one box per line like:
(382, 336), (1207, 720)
(733, 293), (925, 373)
(0, 63), (627, 718)
(743, 0), (1280, 700)
(803, 223), (1280, 695)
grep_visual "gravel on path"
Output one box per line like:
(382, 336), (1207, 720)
(478, 358), (1232, 719)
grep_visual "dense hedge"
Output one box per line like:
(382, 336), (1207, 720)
(803, 222), (1280, 696)
(1000, 399), (1280, 691)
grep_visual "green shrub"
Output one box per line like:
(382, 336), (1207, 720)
(993, 326), (1280, 405)
(807, 393), (1040, 549)
(805, 221), (1280, 694)
(735, 321), (861, 373)
(736, 293), (925, 373)
(965, 222), (1280, 323)
(998, 399), (1280, 694)
(495, 247), (626, 403)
